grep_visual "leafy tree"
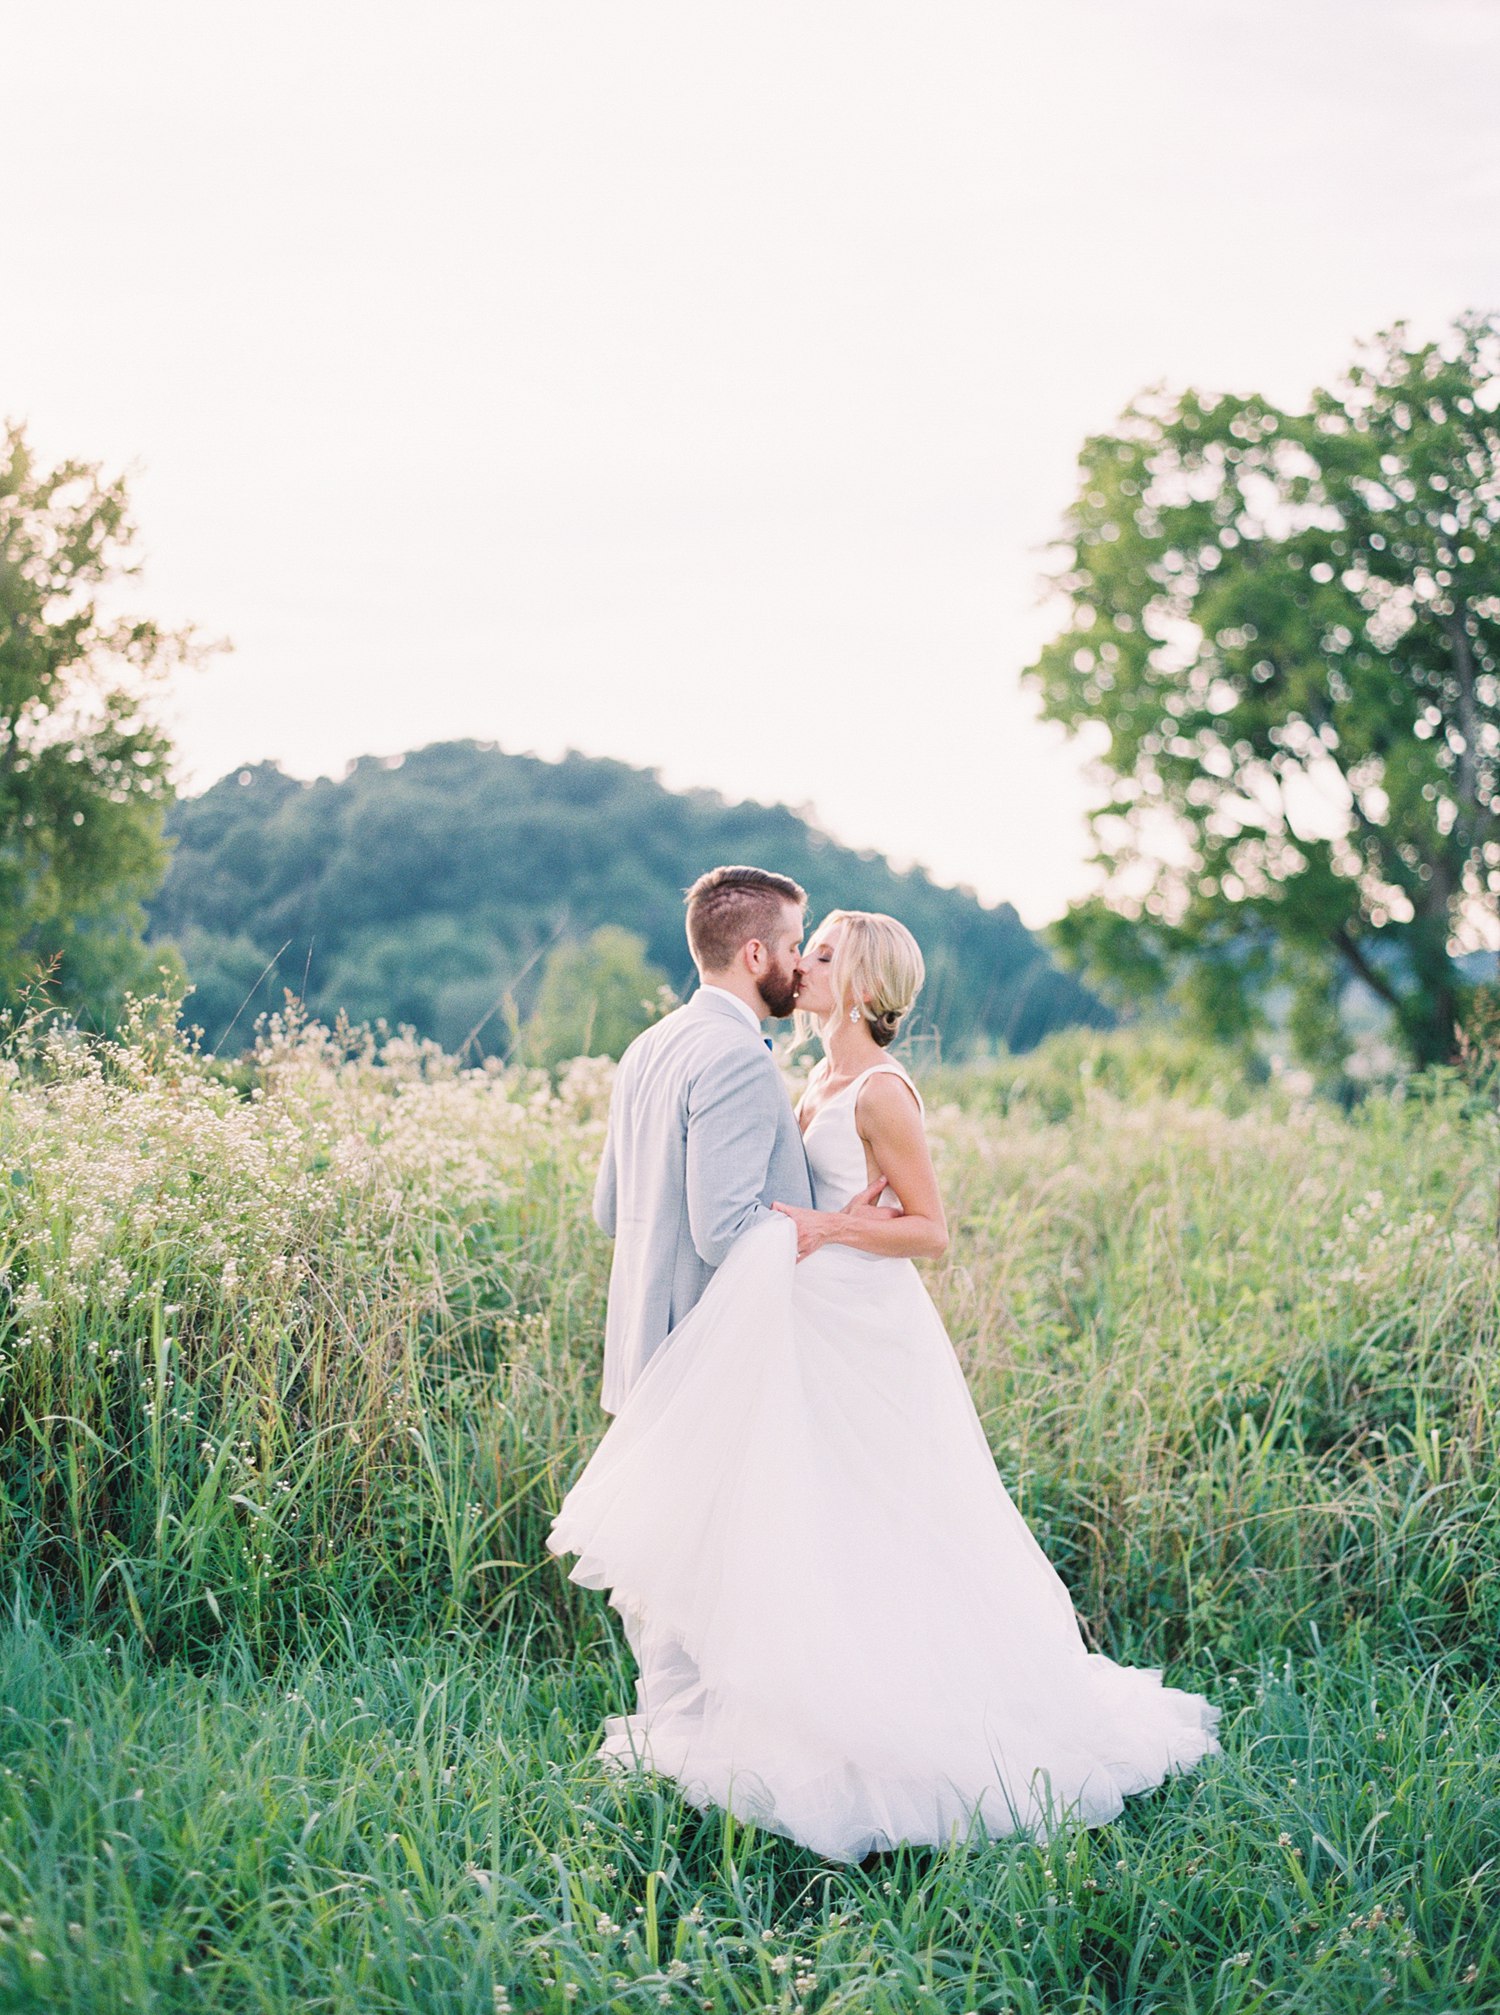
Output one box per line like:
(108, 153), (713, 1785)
(1026, 315), (1500, 1070)
(522, 926), (672, 1070)
(0, 421), (199, 1023)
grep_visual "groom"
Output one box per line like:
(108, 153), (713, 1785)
(594, 864), (849, 1414)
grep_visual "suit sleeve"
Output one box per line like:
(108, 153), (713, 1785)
(592, 1115), (618, 1237)
(685, 1043), (784, 1267)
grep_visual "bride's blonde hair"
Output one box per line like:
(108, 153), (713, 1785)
(796, 909), (925, 1050)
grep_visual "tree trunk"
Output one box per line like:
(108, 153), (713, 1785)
(1399, 931), (1465, 1068)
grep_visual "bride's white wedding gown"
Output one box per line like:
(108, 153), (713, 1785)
(547, 1062), (1221, 1861)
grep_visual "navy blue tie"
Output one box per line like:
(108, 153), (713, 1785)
(764, 1036), (773, 1050)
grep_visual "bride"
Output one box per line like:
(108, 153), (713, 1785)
(547, 909), (1221, 1862)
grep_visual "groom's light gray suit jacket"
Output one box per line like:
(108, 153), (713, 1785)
(593, 987), (813, 1414)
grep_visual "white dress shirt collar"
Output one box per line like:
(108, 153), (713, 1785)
(695, 983), (766, 1036)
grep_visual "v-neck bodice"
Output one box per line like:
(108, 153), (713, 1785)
(798, 1062), (924, 1212)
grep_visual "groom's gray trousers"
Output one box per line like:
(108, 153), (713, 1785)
(592, 987), (812, 1415)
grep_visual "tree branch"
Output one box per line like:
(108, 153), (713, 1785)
(1329, 923), (1403, 1012)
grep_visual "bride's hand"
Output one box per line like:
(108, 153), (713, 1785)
(842, 1176), (891, 1216)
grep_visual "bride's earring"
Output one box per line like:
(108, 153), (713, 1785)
(848, 1007), (860, 1023)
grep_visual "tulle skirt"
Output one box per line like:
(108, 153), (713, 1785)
(547, 1214), (1220, 1862)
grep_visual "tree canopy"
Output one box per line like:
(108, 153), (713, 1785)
(1026, 315), (1500, 1070)
(0, 422), (197, 1025)
(151, 740), (1110, 1059)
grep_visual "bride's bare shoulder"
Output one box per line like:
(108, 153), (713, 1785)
(854, 1066), (925, 1131)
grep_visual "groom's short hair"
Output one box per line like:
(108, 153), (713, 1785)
(685, 865), (806, 972)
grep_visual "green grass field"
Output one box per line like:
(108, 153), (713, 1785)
(1, 1004), (1498, 2012)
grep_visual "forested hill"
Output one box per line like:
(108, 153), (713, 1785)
(149, 741), (1109, 1057)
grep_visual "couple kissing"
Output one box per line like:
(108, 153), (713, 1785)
(548, 864), (1221, 1863)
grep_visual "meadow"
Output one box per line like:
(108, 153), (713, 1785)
(1, 999), (1498, 2014)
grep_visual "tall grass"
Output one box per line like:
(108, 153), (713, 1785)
(0, 1001), (613, 1659)
(2, 1003), (1499, 2010)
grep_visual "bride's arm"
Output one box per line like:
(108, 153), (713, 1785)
(773, 1074), (948, 1261)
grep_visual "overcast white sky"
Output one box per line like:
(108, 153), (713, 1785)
(6, 1), (1499, 923)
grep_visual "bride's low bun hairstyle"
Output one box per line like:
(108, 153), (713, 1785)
(801, 909), (925, 1049)
(869, 1006), (904, 1049)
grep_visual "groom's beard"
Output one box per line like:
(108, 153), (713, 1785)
(757, 959), (801, 1022)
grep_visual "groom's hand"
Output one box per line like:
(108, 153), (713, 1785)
(771, 1200), (829, 1260)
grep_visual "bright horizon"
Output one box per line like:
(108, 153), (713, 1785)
(6, 1), (1499, 924)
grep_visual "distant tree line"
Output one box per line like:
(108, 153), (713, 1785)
(148, 741), (1112, 1060)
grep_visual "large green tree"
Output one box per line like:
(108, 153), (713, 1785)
(1027, 315), (1500, 1070)
(0, 422), (198, 1023)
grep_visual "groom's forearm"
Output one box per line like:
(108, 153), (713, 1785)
(688, 1192), (774, 1268)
